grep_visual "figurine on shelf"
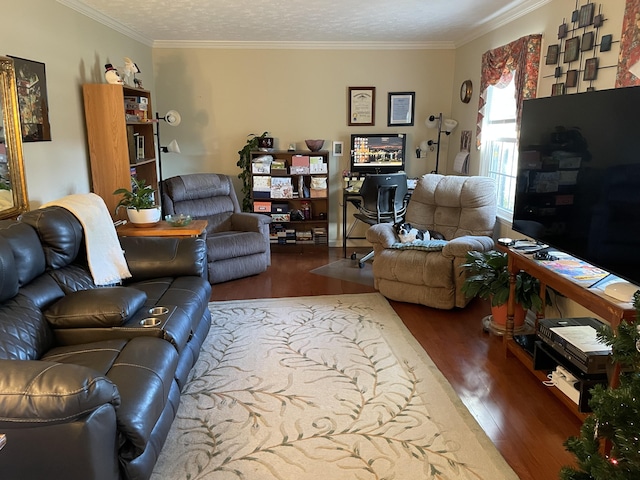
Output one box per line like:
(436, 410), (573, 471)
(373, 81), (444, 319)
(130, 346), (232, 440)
(104, 63), (123, 85)
(123, 57), (141, 87)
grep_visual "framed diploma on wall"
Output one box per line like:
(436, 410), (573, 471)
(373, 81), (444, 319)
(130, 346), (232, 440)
(348, 86), (375, 126)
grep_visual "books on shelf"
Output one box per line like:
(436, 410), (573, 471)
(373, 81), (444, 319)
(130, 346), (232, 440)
(271, 177), (293, 198)
(252, 176), (271, 192)
(313, 227), (327, 245)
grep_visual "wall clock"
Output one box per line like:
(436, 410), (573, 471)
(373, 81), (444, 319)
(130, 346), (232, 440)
(460, 80), (473, 103)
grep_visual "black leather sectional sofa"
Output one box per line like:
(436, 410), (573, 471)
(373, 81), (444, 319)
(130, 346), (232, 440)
(0, 206), (212, 480)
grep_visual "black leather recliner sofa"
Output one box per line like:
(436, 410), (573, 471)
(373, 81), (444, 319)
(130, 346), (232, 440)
(0, 206), (212, 480)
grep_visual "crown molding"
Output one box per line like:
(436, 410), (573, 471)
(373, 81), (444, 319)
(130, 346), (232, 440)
(57, 0), (153, 46)
(151, 40), (456, 50)
(59, 0), (550, 51)
(455, 0), (552, 47)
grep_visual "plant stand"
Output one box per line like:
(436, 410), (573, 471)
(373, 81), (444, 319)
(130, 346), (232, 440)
(482, 314), (533, 336)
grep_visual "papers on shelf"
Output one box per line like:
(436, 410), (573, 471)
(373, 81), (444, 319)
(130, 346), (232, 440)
(453, 151), (469, 174)
(549, 325), (611, 353)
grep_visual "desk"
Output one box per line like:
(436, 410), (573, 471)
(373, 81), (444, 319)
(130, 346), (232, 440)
(342, 189), (365, 258)
(117, 220), (208, 237)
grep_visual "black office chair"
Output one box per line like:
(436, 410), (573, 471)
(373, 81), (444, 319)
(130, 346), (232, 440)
(350, 172), (408, 268)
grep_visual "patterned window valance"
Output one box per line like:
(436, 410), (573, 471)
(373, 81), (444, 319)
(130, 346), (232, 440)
(476, 34), (542, 149)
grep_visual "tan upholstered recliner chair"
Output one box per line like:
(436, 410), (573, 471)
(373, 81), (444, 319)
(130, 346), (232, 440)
(365, 174), (497, 309)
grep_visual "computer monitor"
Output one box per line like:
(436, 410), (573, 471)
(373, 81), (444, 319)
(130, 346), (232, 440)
(349, 133), (406, 175)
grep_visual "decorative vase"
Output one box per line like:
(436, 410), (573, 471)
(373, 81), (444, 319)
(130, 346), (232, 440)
(126, 207), (161, 227)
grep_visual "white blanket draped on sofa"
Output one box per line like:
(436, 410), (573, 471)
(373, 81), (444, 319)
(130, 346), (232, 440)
(43, 193), (131, 285)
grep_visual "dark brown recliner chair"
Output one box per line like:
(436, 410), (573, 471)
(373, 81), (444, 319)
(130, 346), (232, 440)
(162, 173), (271, 284)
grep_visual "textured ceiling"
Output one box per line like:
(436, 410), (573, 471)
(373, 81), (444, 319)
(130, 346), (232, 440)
(60, 0), (550, 48)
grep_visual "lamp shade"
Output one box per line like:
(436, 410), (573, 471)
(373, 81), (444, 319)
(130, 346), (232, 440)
(164, 110), (181, 126)
(167, 139), (181, 153)
(163, 139), (181, 154)
(425, 115), (439, 129)
(443, 119), (458, 133)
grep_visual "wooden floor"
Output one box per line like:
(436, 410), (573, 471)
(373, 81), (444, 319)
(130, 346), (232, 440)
(210, 248), (582, 480)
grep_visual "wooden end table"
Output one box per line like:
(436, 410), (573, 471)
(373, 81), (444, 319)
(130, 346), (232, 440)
(117, 220), (207, 237)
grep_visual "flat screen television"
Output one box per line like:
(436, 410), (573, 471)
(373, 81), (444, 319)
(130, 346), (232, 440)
(513, 85), (640, 291)
(350, 133), (406, 175)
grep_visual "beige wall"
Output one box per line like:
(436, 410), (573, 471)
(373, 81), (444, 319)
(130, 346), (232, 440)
(2, 0), (153, 208)
(152, 47), (455, 242)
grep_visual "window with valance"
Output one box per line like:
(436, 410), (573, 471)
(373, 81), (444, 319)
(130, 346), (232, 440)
(476, 34), (542, 149)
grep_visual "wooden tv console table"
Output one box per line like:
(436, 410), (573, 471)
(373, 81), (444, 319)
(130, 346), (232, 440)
(500, 245), (637, 418)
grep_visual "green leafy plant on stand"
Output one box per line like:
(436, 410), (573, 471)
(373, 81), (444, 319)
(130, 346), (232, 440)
(113, 176), (156, 213)
(460, 250), (547, 326)
(237, 131), (270, 212)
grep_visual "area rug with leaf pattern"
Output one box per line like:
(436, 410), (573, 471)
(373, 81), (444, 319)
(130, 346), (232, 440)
(151, 293), (517, 480)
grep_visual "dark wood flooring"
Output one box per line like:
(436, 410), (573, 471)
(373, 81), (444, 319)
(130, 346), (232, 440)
(210, 248), (582, 480)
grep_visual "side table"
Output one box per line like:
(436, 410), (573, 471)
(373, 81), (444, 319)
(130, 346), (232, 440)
(117, 220), (207, 237)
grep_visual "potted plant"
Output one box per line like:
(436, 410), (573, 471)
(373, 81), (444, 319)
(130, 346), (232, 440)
(113, 176), (161, 227)
(237, 131), (270, 212)
(460, 250), (546, 332)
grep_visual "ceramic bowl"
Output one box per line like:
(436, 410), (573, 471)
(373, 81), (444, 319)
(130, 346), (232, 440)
(305, 139), (324, 152)
(165, 214), (192, 227)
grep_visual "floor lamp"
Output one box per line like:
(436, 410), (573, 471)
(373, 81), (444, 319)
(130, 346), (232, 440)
(425, 113), (457, 174)
(155, 110), (181, 202)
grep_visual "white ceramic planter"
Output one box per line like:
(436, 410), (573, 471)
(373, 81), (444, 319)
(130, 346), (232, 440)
(126, 206), (161, 227)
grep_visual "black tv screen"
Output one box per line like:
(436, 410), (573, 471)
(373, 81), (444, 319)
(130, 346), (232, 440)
(513, 85), (640, 286)
(350, 133), (406, 175)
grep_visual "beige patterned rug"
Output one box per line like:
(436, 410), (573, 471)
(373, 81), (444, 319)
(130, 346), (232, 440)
(152, 293), (517, 479)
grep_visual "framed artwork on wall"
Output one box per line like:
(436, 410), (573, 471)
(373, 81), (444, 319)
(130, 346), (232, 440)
(558, 23), (568, 39)
(564, 37), (580, 63)
(578, 3), (595, 28)
(584, 58), (599, 81)
(582, 32), (594, 51)
(387, 92), (415, 126)
(566, 69), (578, 88)
(546, 44), (559, 65)
(348, 86), (375, 126)
(7, 56), (51, 142)
(551, 83), (565, 96)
